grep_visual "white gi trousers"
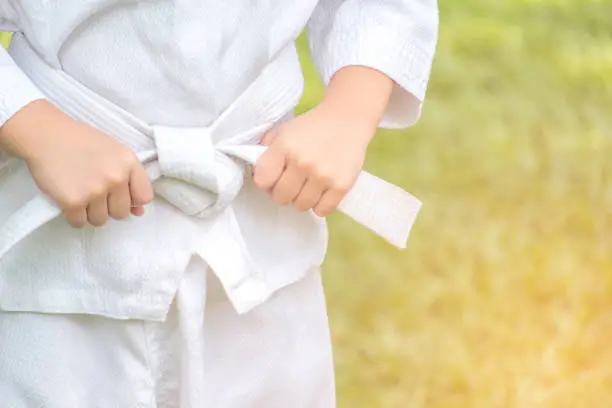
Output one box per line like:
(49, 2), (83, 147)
(0, 258), (335, 408)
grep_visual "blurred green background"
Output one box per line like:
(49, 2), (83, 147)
(3, 0), (612, 407)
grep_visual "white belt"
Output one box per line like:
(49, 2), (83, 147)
(0, 36), (421, 313)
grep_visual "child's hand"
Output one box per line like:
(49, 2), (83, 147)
(254, 66), (396, 216)
(254, 103), (376, 216)
(0, 100), (153, 228)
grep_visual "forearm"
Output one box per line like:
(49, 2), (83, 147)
(320, 65), (394, 142)
(0, 99), (60, 160)
(308, 0), (438, 129)
(0, 34), (50, 157)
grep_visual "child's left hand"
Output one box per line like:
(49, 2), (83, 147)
(254, 102), (376, 216)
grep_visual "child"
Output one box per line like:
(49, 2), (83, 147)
(0, 1), (438, 407)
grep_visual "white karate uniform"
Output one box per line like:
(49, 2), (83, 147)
(0, 1), (438, 406)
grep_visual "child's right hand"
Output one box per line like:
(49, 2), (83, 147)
(0, 100), (153, 228)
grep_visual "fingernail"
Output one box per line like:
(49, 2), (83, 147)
(132, 207), (145, 216)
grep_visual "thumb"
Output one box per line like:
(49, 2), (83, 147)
(253, 144), (286, 190)
(260, 126), (280, 146)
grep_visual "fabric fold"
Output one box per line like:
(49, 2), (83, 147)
(0, 36), (422, 314)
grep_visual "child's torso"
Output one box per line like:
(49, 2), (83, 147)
(10, 0), (320, 125)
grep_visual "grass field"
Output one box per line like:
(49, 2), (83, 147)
(3, 1), (612, 406)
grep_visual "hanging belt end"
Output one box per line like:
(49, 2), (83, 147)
(338, 171), (423, 250)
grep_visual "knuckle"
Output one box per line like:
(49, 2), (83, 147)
(118, 150), (137, 167)
(61, 194), (87, 210)
(294, 158), (315, 171)
(314, 170), (333, 185)
(261, 128), (280, 145)
(331, 179), (353, 194)
(87, 182), (108, 198)
(106, 170), (128, 187)
(274, 136), (291, 150)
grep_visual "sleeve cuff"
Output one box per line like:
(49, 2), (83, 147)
(0, 65), (47, 127)
(309, 14), (437, 129)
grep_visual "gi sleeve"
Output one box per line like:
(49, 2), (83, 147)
(0, 3), (47, 127)
(307, 0), (439, 128)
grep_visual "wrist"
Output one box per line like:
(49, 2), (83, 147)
(321, 66), (394, 130)
(316, 98), (376, 146)
(0, 99), (62, 161)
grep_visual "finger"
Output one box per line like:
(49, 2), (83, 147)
(107, 184), (131, 220)
(86, 195), (110, 227)
(63, 207), (88, 228)
(131, 206), (145, 217)
(253, 147), (286, 191)
(313, 189), (345, 217)
(260, 127), (279, 146)
(270, 164), (308, 205)
(292, 179), (324, 212)
(129, 164), (154, 206)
